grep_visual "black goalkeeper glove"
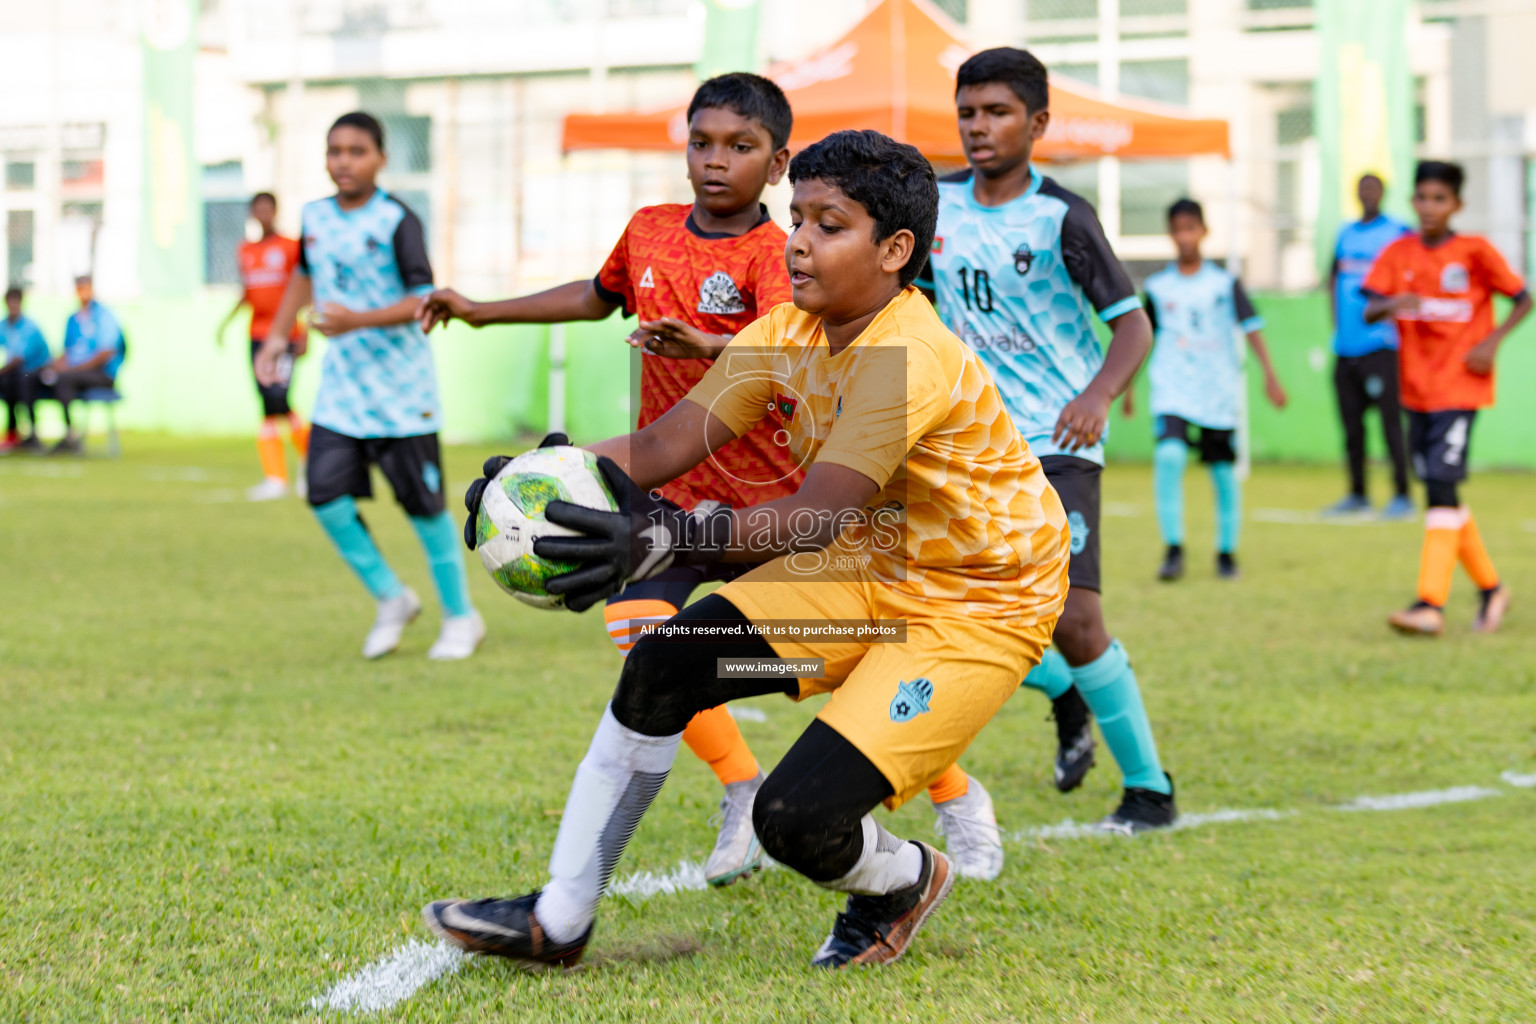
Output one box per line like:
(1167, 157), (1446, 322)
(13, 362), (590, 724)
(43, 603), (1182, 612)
(461, 432), (569, 550)
(534, 456), (733, 613)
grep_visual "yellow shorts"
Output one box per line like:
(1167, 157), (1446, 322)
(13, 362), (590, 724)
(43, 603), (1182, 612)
(718, 561), (1057, 808)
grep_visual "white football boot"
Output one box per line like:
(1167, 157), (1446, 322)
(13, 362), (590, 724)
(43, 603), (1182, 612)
(428, 610), (486, 660)
(705, 772), (765, 887)
(363, 587), (422, 659)
(246, 477), (289, 502)
(931, 774), (1004, 881)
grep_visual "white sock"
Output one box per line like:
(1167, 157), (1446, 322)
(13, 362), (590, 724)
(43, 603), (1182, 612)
(817, 815), (922, 895)
(534, 704), (681, 943)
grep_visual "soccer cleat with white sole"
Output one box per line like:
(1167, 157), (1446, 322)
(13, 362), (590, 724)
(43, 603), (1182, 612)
(363, 587), (422, 659)
(245, 477), (289, 502)
(1098, 773), (1178, 835)
(1388, 602), (1444, 636)
(930, 775), (1003, 881)
(811, 842), (954, 969)
(423, 894), (589, 968)
(705, 772), (765, 886)
(1473, 584), (1510, 634)
(428, 610), (486, 660)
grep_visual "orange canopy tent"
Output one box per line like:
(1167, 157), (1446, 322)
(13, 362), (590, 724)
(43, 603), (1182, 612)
(561, 0), (1229, 161)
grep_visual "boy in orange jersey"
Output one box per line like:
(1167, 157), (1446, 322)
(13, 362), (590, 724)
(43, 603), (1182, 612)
(218, 192), (311, 501)
(419, 73), (800, 886)
(1364, 161), (1531, 635)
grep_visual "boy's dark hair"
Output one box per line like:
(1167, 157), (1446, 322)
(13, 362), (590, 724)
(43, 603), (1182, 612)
(1415, 160), (1464, 197)
(687, 73), (793, 151)
(788, 130), (938, 289)
(1167, 198), (1204, 224)
(956, 47), (1049, 113)
(4, 286), (21, 302)
(329, 112), (385, 152)
(250, 191), (277, 207)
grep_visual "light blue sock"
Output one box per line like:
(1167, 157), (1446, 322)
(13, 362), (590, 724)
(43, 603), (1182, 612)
(411, 512), (473, 617)
(1211, 461), (1240, 554)
(408, 512), (473, 617)
(1020, 646), (1073, 699)
(1071, 640), (1170, 794)
(1153, 438), (1187, 547)
(313, 497), (404, 601)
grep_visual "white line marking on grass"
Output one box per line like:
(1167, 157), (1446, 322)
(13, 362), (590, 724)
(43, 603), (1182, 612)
(14, 463), (84, 478)
(728, 706), (768, 723)
(1010, 807), (1292, 843)
(142, 466), (221, 482)
(1335, 786), (1502, 812)
(309, 938), (464, 1014)
(311, 775), (1526, 1013)
(1521, 520), (1536, 533)
(1102, 502), (1141, 518)
(1251, 507), (1384, 527)
(190, 488), (239, 503)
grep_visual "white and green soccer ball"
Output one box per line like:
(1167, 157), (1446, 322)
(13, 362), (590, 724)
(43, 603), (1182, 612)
(474, 446), (618, 610)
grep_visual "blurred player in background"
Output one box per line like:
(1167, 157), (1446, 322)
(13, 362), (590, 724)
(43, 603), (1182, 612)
(1325, 174), (1413, 519)
(1364, 160), (1530, 636)
(420, 73), (798, 886)
(1128, 198), (1287, 582)
(0, 286), (50, 453)
(38, 275), (124, 456)
(257, 112), (483, 661)
(218, 191), (311, 502)
(915, 48), (1178, 871)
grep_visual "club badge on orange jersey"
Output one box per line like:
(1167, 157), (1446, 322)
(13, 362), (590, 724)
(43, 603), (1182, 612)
(776, 393), (798, 420)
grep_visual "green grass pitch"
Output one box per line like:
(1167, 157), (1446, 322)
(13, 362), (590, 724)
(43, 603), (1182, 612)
(2, 435), (1534, 1022)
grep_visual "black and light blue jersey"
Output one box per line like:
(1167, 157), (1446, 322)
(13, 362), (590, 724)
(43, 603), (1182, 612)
(1143, 261), (1262, 430)
(298, 189), (439, 438)
(1, 315), (50, 371)
(1332, 215), (1411, 357)
(916, 168), (1141, 465)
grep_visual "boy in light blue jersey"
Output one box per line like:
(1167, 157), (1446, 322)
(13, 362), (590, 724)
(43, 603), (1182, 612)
(0, 286), (50, 452)
(37, 276), (124, 455)
(256, 112), (482, 662)
(915, 47), (1177, 840)
(1326, 173), (1413, 518)
(1129, 198), (1287, 582)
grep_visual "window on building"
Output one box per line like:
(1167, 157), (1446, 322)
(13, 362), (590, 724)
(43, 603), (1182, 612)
(380, 114), (432, 175)
(6, 161), (35, 190)
(1121, 160), (1190, 236)
(6, 210), (34, 288)
(1119, 59), (1189, 105)
(61, 156), (105, 188)
(1047, 162), (1100, 212)
(1055, 63), (1100, 89)
(930, 0), (967, 21)
(204, 201), (246, 286)
(1248, 0), (1310, 7)
(1122, 0), (1186, 15)
(1029, 0), (1097, 17)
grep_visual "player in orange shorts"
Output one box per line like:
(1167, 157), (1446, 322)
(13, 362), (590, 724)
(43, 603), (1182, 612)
(426, 130), (1069, 972)
(420, 74), (799, 886)
(1363, 160), (1530, 635)
(217, 192), (311, 501)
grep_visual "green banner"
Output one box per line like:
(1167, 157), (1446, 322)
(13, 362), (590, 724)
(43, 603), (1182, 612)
(1313, 0), (1414, 272)
(140, 0), (202, 297)
(697, 0), (760, 80)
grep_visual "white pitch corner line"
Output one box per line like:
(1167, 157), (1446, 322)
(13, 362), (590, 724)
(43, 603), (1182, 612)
(312, 775), (1532, 1014)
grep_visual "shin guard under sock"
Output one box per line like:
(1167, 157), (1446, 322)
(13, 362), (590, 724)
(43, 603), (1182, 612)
(1071, 640), (1170, 794)
(313, 497), (403, 601)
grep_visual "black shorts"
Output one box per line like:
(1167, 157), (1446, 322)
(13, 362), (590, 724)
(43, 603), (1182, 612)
(305, 424), (446, 517)
(1408, 409), (1476, 484)
(249, 339), (295, 418)
(606, 561), (753, 611)
(1042, 454), (1101, 593)
(1156, 414), (1236, 464)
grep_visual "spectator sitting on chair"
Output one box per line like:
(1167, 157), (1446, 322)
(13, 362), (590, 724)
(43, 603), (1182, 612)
(0, 285), (51, 453)
(39, 274), (124, 456)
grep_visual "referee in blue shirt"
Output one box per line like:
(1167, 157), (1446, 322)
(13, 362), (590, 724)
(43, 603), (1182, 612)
(1325, 174), (1413, 518)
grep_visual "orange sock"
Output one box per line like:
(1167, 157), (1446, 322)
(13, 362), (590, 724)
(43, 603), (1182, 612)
(257, 420), (286, 481)
(683, 705), (760, 785)
(287, 414), (310, 457)
(1418, 507), (1465, 607)
(603, 599), (678, 654)
(927, 763), (969, 804)
(1457, 510), (1500, 590)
